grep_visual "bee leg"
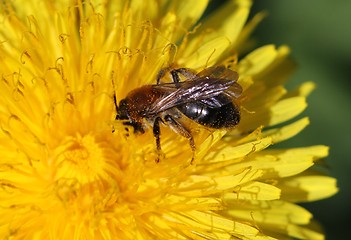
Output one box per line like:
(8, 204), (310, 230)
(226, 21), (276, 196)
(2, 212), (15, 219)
(123, 121), (145, 134)
(167, 70), (181, 88)
(153, 116), (164, 163)
(164, 115), (196, 164)
(156, 67), (172, 84)
(169, 68), (197, 88)
(171, 68), (197, 80)
(157, 67), (197, 86)
(172, 68), (197, 79)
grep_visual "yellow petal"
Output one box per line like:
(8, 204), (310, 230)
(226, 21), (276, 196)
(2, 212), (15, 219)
(196, 129), (227, 160)
(165, 196), (223, 211)
(179, 210), (261, 238)
(167, 0), (208, 35)
(235, 11), (267, 52)
(240, 96), (308, 131)
(279, 175), (339, 202)
(178, 36), (231, 69)
(285, 81), (316, 98)
(238, 45), (279, 77)
(129, 0), (160, 21)
(219, 146), (328, 180)
(267, 96), (308, 126)
(223, 181), (281, 201)
(227, 200), (312, 225)
(263, 117), (310, 143)
(178, 0), (251, 66)
(254, 46), (295, 87)
(203, 137), (272, 163)
(176, 168), (263, 197)
(225, 200), (326, 239)
(198, 0), (251, 45)
(243, 85), (287, 110)
(286, 224), (324, 240)
(157, 0), (209, 43)
(256, 146), (329, 178)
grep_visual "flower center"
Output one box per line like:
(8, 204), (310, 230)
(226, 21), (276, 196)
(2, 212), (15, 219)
(54, 133), (112, 185)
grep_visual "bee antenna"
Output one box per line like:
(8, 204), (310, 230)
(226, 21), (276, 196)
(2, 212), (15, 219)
(113, 92), (119, 120)
(110, 71), (119, 118)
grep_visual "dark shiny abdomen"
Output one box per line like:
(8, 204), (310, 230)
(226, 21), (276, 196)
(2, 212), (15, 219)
(177, 95), (240, 129)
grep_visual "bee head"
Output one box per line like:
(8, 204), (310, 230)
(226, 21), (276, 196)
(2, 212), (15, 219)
(116, 99), (129, 120)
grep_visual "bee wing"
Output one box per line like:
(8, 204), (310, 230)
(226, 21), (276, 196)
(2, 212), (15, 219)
(225, 82), (242, 98)
(196, 66), (242, 98)
(196, 66), (239, 82)
(148, 77), (238, 115)
(199, 97), (228, 108)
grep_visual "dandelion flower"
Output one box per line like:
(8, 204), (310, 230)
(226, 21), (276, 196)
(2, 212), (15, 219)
(0, 0), (338, 239)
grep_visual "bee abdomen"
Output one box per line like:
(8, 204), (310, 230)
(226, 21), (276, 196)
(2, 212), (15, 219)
(177, 100), (240, 129)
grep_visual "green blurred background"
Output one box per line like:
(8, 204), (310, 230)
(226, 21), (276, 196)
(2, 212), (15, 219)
(209, 0), (350, 239)
(251, 1), (350, 239)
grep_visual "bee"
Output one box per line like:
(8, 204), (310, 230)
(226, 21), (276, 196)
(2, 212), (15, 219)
(114, 66), (242, 163)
